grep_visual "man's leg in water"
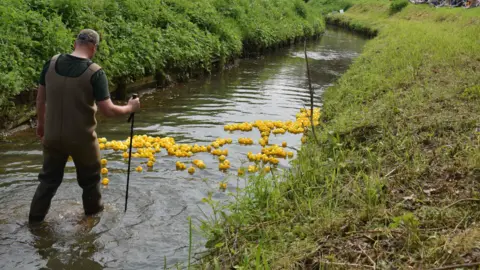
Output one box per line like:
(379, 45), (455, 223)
(71, 141), (104, 216)
(29, 143), (68, 223)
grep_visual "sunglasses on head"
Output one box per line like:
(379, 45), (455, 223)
(78, 34), (99, 50)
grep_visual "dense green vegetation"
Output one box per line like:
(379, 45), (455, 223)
(199, 1), (480, 269)
(0, 0), (325, 128)
(389, 0), (409, 15)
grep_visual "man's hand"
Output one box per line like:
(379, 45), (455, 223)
(127, 97), (140, 113)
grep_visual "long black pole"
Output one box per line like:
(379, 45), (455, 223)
(125, 93), (138, 212)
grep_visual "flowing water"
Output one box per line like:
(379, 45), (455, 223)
(0, 27), (367, 269)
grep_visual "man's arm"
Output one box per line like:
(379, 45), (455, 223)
(97, 97), (140, 117)
(92, 69), (140, 117)
(36, 85), (46, 139)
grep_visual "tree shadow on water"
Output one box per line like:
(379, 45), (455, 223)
(28, 216), (104, 270)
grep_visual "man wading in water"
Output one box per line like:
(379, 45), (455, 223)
(29, 29), (141, 224)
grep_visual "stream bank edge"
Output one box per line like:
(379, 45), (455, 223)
(198, 1), (480, 268)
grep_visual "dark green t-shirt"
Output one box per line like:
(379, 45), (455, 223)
(39, 54), (110, 102)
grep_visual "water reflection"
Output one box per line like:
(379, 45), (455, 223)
(29, 217), (103, 270)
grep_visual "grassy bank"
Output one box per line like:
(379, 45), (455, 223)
(0, 0), (324, 129)
(199, 1), (480, 269)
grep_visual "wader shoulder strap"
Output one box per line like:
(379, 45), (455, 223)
(47, 54), (61, 74)
(80, 63), (102, 86)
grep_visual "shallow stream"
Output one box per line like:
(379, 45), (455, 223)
(0, 27), (367, 269)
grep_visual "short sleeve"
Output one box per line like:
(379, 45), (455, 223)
(91, 69), (110, 102)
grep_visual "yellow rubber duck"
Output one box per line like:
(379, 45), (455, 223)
(101, 178), (109, 185)
(264, 166), (271, 173)
(147, 160), (154, 167)
(259, 138), (267, 147)
(101, 159), (107, 166)
(238, 168), (245, 176)
(176, 161), (187, 170)
(101, 168), (108, 175)
(193, 159), (206, 169)
(282, 141), (287, 147)
(188, 167), (195, 174)
(136, 166), (143, 172)
(219, 182), (227, 189)
(219, 161), (230, 171)
(269, 157), (279, 165)
(219, 155), (226, 162)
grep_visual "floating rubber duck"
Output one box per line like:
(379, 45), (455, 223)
(101, 159), (107, 166)
(264, 166), (271, 173)
(193, 159), (206, 169)
(272, 128), (286, 135)
(238, 168), (245, 176)
(269, 157), (279, 165)
(176, 161), (187, 170)
(219, 161), (230, 171)
(101, 168), (108, 175)
(147, 160), (154, 167)
(219, 182), (227, 190)
(219, 155), (226, 162)
(238, 137), (254, 145)
(101, 178), (109, 185)
(259, 138), (267, 147)
(248, 165), (258, 173)
(136, 166), (143, 172)
(188, 167), (195, 174)
(282, 141), (287, 147)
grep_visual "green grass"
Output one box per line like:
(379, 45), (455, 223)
(199, 1), (480, 269)
(0, 0), (325, 128)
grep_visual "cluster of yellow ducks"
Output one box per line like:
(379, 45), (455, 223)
(192, 159), (206, 169)
(238, 137), (254, 145)
(211, 148), (229, 156)
(224, 122), (253, 132)
(247, 152), (279, 164)
(219, 158), (231, 171)
(97, 108), (320, 186)
(100, 158), (109, 185)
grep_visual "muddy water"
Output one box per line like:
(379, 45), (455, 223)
(0, 27), (367, 269)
